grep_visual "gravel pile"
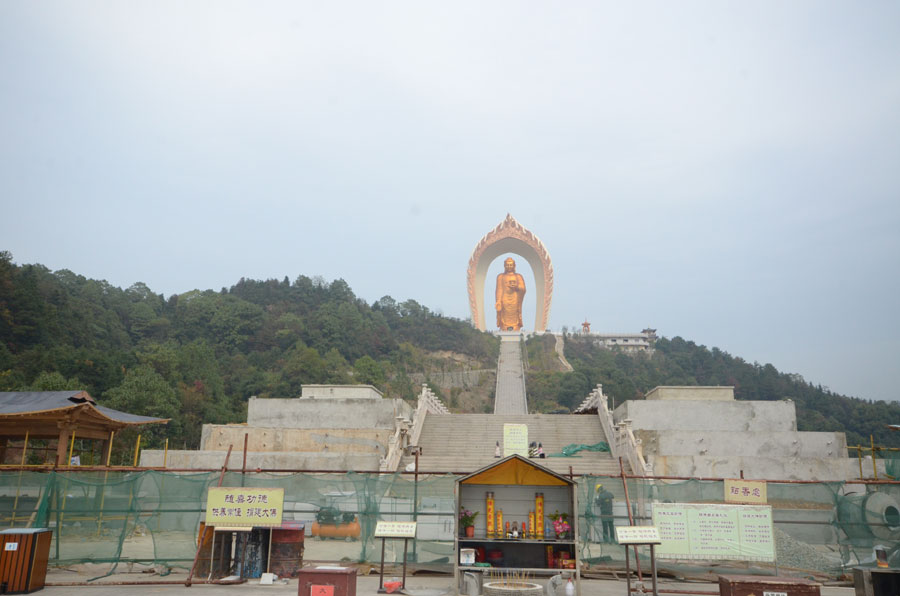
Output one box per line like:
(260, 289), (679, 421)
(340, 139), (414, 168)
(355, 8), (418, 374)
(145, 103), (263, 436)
(774, 527), (840, 572)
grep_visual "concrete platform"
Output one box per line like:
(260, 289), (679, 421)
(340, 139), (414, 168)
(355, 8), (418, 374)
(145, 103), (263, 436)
(42, 569), (855, 596)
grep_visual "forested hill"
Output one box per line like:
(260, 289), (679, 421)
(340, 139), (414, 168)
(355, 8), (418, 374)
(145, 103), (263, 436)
(0, 252), (498, 452)
(525, 334), (900, 449)
(2, 251), (896, 456)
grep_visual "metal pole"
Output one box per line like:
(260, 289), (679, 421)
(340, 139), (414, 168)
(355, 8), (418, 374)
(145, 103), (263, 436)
(402, 538), (409, 589)
(859, 446), (864, 479)
(241, 433), (248, 487)
(625, 543), (631, 596)
(412, 448), (419, 563)
(871, 436), (878, 480)
(379, 537), (386, 591)
(619, 457), (643, 582)
(650, 544), (658, 596)
(163, 438), (169, 468)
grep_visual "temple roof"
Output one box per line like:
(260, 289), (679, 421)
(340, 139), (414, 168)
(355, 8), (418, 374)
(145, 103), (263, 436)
(0, 391), (169, 425)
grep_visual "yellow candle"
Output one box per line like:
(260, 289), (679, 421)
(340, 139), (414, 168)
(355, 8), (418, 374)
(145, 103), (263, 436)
(535, 493), (544, 539)
(529, 511), (535, 538)
(496, 509), (503, 539)
(486, 492), (495, 538)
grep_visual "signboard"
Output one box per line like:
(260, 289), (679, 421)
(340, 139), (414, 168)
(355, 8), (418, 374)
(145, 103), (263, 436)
(652, 503), (775, 562)
(205, 487), (285, 527)
(615, 526), (661, 545)
(724, 479), (767, 504)
(374, 521), (417, 538)
(503, 424), (528, 457)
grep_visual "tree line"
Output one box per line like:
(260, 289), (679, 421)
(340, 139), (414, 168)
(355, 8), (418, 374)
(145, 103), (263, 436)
(0, 252), (498, 458)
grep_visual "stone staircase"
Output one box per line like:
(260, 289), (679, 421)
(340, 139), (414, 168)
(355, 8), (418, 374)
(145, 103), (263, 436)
(399, 413), (624, 476)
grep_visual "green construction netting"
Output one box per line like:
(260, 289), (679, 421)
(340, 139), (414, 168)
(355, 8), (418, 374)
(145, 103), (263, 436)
(1, 470), (899, 580)
(549, 443), (610, 457)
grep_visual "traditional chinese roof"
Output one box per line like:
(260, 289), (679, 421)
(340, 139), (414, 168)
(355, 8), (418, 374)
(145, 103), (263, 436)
(0, 391), (168, 439)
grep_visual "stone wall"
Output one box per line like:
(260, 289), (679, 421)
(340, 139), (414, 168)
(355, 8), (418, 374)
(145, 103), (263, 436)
(614, 399), (797, 432)
(645, 386), (734, 401)
(140, 449), (381, 471)
(200, 425), (390, 454)
(299, 385), (383, 400)
(246, 396), (412, 428)
(636, 430), (847, 458)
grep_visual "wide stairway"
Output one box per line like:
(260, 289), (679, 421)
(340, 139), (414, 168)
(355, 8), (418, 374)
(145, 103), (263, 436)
(494, 334), (528, 414)
(400, 413), (622, 476)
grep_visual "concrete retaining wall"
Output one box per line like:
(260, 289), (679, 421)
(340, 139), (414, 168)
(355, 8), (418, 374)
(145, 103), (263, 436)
(247, 397), (412, 428)
(650, 454), (852, 481)
(636, 430), (847, 458)
(614, 400), (797, 432)
(645, 386), (734, 401)
(200, 425), (389, 454)
(140, 449), (382, 471)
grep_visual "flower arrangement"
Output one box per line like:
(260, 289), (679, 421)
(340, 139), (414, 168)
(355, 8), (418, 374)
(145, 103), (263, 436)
(549, 510), (570, 538)
(552, 517), (571, 537)
(459, 506), (479, 528)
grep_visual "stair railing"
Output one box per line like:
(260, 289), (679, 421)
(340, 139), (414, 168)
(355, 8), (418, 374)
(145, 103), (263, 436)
(380, 384), (449, 472)
(576, 384), (653, 477)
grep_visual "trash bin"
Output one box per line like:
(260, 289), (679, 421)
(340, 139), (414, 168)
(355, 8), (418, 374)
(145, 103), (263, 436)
(297, 566), (357, 596)
(270, 524), (305, 578)
(853, 567), (900, 596)
(0, 528), (53, 594)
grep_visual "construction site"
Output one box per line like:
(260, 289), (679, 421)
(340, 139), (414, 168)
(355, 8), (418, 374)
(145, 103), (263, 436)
(0, 331), (898, 596)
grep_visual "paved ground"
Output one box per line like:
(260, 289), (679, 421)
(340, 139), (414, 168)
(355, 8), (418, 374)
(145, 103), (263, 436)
(41, 572), (856, 596)
(493, 334), (528, 415)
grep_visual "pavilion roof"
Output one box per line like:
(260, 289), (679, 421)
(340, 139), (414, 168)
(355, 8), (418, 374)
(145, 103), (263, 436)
(0, 391), (168, 426)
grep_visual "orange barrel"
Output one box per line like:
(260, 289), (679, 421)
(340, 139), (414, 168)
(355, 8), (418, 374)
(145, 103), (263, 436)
(535, 493), (544, 539)
(486, 492), (495, 538)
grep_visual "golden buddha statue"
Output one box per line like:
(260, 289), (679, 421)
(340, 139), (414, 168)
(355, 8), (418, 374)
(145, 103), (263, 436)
(495, 257), (526, 331)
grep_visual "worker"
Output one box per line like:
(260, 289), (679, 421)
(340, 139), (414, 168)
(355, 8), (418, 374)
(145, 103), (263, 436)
(595, 483), (615, 543)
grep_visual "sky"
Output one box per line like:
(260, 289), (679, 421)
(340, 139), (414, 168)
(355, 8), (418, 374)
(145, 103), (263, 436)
(1, 2), (899, 402)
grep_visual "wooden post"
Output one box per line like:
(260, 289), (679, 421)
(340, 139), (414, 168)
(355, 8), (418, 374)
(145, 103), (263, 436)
(55, 427), (72, 467)
(67, 433), (76, 467)
(11, 431), (29, 526)
(132, 434), (142, 467)
(185, 445), (233, 587)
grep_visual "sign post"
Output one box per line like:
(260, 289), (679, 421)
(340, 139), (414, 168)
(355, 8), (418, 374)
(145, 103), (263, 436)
(374, 521), (417, 593)
(615, 526), (662, 596)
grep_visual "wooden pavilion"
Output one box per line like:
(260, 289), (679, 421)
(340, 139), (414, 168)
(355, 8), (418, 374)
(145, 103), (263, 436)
(0, 391), (169, 466)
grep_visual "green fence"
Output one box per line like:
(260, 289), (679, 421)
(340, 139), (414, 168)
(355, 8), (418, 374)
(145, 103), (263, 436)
(1, 470), (898, 579)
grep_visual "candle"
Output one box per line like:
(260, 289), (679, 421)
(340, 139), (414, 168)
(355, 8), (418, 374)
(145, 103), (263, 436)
(486, 492), (495, 538)
(535, 493), (544, 539)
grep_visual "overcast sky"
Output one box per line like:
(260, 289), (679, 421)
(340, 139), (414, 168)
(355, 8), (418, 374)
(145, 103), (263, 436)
(2, 2), (898, 402)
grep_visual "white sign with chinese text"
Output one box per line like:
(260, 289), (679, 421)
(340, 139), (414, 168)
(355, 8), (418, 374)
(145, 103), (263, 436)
(615, 526), (661, 544)
(374, 521), (417, 538)
(652, 503), (775, 562)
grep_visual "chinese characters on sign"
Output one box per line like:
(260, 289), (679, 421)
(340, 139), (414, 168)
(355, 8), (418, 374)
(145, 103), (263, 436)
(615, 526), (662, 545)
(503, 424), (528, 457)
(205, 487), (285, 527)
(374, 521), (418, 538)
(652, 503), (775, 562)
(311, 585), (334, 596)
(724, 479), (767, 504)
